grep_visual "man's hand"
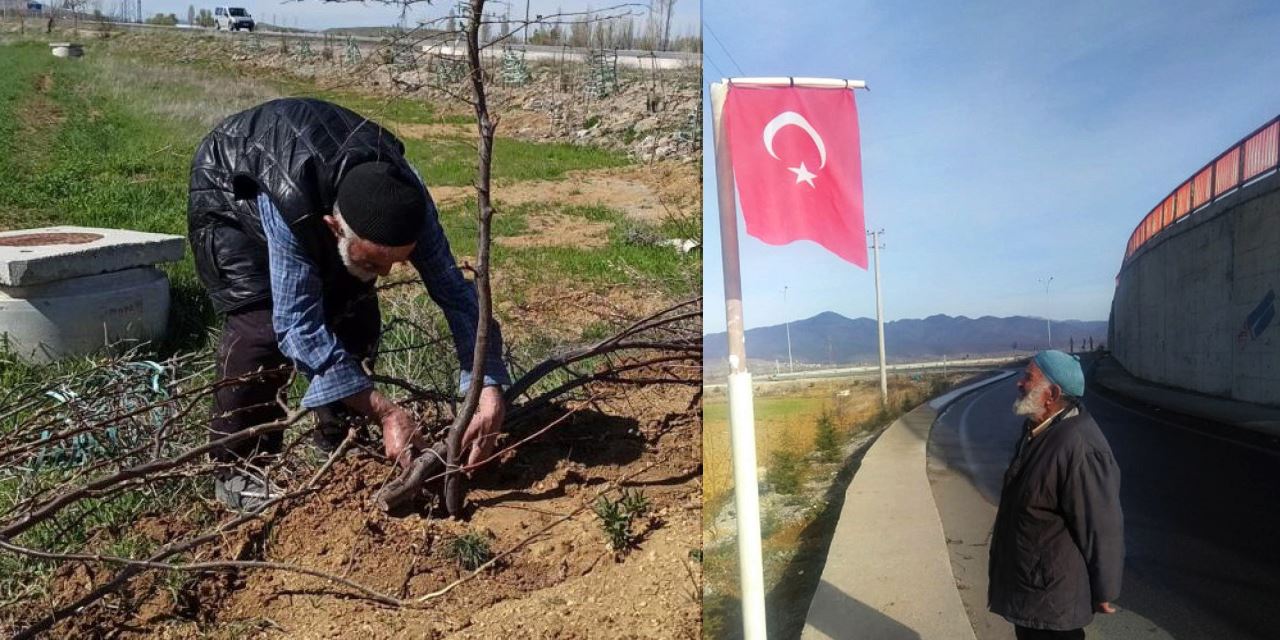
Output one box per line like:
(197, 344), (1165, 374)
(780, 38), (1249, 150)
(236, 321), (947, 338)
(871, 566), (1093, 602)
(1096, 601), (1117, 614)
(380, 406), (418, 469)
(461, 385), (506, 471)
(344, 389), (419, 469)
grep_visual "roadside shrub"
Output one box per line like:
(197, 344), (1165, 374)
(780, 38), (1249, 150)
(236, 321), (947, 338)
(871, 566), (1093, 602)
(768, 448), (804, 495)
(928, 375), (950, 398)
(759, 507), (781, 538)
(814, 411), (840, 463)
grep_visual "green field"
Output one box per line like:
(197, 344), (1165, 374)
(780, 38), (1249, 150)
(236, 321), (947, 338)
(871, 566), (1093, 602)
(702, 382), (887, 514)
(0, 39), (695, 353)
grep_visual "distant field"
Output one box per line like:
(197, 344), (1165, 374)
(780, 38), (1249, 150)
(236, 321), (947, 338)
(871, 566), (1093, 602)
(702, 377), (892, 514)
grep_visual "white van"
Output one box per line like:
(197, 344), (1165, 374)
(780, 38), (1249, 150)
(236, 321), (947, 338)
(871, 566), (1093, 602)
(213, 7), (255, 32)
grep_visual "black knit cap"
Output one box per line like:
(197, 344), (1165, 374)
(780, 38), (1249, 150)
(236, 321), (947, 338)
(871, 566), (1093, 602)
(335, 161), (427, 247)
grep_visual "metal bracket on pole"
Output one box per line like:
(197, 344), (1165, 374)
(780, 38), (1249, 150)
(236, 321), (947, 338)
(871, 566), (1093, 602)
(725, 76), (869, 91)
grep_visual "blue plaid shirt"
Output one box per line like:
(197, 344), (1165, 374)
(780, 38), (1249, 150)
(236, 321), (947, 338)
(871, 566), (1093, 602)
(258, 191), (510, 408)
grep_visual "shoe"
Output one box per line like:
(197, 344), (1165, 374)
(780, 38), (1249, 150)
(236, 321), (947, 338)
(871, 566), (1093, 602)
(214, 467), (284, 512)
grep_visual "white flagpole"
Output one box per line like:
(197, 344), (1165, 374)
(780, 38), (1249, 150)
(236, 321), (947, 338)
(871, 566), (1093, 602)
(711, 80), (768, 640)
(712, 76), (870, 640)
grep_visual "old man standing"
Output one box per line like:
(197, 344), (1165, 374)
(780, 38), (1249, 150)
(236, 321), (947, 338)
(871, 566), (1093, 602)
(989, 350), (1124, 639)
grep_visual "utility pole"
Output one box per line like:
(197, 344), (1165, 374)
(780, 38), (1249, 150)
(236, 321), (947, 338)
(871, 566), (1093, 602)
(1039, 276), (1054, 350)
(870, 230), (888, 406)
(783, 285), (793, 374)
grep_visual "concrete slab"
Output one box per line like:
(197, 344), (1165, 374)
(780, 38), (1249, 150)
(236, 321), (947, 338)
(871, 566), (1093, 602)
(0, 226), (184, 287)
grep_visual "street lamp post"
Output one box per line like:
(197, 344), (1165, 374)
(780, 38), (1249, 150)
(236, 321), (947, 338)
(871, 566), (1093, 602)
(1039, 276), (1054, 350)
(784, 285), (794, 374)
(870, 230), (888, 406)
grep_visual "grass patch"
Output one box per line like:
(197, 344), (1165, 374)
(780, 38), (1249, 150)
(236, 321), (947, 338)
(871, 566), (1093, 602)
(405, 135), (631, 187)
(280, 79), (445, 125)
(436, 197), (533, 242)
(500, 241), (697, 297)
(594, 489), (650, 552)
(445, 531), (494, 571)
(434, 198), (696, 298)
(561, 204), (622, 222)
(701, 379), (933, 524)
(496, 212), (698, 297)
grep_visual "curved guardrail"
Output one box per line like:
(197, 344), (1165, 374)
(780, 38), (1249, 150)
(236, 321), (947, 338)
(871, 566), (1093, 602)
(1123, 116), (1279, 265)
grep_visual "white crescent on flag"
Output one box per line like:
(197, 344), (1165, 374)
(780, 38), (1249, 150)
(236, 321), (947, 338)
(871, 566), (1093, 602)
(762, 111), (826, 188)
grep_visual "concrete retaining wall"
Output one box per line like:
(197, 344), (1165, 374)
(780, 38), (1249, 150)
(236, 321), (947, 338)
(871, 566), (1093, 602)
(1110, 172), (1280, 406)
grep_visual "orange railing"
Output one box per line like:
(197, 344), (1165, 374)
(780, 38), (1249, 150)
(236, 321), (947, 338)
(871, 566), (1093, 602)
(1124, 116), (1280, 263)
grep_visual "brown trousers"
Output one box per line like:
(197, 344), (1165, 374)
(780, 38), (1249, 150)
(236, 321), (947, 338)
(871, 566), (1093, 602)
(209, 299), (379, 463)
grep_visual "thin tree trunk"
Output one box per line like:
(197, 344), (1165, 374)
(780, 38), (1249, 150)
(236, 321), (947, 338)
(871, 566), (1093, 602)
(445, 0), (495, 516)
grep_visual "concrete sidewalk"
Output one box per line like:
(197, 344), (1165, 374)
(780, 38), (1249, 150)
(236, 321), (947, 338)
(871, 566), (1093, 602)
(801, 402), (977, 640)
(1092, 357), (1280, 439)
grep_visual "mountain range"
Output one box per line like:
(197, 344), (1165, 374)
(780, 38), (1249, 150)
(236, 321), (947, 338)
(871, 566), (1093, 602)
(703, 312), (1108, 366)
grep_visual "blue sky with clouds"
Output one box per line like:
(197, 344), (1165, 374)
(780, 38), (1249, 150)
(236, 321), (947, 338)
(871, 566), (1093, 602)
(134, 0), (698, 34)
(703, 0), (1280, 334)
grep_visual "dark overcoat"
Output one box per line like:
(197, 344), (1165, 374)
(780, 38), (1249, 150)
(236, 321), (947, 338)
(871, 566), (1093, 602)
(988, 404), (1124, 631)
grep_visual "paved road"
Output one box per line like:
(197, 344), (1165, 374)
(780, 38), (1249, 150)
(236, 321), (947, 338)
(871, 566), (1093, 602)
(929, 372), (1280, 640)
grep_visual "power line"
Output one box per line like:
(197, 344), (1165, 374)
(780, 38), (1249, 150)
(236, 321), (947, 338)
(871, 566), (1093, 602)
(704, 54), (729, 82)
(703, 20), (745, 77)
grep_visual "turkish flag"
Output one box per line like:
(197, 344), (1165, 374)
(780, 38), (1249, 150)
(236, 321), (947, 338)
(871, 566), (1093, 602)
(724, 86), (867, 268)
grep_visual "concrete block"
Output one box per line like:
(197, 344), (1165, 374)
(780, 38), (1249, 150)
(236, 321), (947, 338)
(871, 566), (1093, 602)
(0, 267), (170, 363)
(0, 226), (185, 287)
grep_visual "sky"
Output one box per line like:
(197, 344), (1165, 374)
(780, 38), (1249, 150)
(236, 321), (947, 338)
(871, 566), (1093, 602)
(132, 0), (698, 34)
(702, 0), (1280, 334)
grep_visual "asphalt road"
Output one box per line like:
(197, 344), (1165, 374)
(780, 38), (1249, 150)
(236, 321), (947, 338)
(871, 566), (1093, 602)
(929, 372), (1280, 640)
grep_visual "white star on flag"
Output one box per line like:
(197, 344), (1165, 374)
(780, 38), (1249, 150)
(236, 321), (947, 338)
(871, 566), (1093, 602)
(788, 161), (817, 188)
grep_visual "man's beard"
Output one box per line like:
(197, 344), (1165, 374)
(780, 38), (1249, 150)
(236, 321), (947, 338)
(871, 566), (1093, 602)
(1013, 379), (1049, 418)
(337, 234), (378, 282)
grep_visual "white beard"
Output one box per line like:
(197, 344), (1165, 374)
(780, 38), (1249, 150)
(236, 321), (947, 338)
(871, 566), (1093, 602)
(1013, 379), (1049, 418)
(337, 233), (378, 282)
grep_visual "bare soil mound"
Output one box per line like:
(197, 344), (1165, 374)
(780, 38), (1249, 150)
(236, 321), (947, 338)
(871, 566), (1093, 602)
(40, 385), (701, 639)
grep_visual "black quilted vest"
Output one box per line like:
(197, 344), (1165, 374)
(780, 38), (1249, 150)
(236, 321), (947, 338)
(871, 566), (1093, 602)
(187, 98), (422, 314)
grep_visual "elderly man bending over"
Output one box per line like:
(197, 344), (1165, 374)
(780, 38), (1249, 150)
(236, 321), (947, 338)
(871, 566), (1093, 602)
(188, 98), (509, 511)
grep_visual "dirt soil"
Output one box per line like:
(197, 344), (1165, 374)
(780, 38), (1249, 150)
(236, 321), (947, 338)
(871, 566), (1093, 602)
(40, 385), (701, 639)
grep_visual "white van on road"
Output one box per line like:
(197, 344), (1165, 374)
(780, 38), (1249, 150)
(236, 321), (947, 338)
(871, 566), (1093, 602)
(213, 7), (255, 32)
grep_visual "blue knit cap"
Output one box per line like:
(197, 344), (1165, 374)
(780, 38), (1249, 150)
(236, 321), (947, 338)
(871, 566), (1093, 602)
(1033, 350), (1085, 398)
